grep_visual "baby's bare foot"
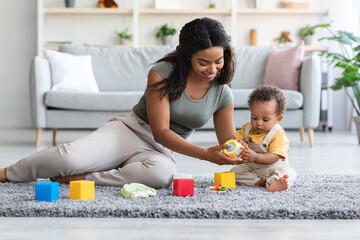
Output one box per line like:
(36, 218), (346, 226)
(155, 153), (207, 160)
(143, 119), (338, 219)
(0, 168), (8, 182)
(266, 174), (289, 192)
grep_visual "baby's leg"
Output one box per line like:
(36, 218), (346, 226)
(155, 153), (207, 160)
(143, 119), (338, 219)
(266, 166), (297, 192)
(266, 174), (289, 192)
(230, 164), (262, 186)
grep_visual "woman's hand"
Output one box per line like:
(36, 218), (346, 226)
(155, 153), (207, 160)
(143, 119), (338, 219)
(240, 148), (258, 163)
(50, 173), (87, 184)
(203, 144), (242, 165)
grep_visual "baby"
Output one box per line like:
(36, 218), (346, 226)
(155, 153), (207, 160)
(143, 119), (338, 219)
(230, 85), (296, 192)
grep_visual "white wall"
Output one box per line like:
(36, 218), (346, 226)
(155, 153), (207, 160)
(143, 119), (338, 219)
(0, 0), (37, 128)
(0, 0), (357, 130)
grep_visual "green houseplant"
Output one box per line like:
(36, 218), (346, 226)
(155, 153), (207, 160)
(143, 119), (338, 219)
(316, 23), (360, 143)
(156, 24), (176, 45)
(115, 27), (132, 46)
(298, 23), (330, 45)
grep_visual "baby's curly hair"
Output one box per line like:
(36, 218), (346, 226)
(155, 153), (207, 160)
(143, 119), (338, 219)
(248, 85), (286, 115)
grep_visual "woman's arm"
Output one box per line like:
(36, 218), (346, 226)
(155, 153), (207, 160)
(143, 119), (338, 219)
(213, 102), (236, 144)
(146, 70), (240, 165)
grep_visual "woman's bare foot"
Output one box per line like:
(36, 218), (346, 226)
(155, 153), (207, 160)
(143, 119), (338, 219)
(50, 173), (87, 184)
(0, 168), (8, 182)
(266, 174), (289, 192)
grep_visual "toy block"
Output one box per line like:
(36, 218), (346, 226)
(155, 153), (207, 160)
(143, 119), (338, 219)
(70, 180), (95, 200)
(35, 182), (59, 202)
(173, 178), (194, 197)
(214, 172), (236, 189)
(223, 140), (244, 159)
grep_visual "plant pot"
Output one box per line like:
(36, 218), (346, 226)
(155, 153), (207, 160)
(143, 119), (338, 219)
(253, 0), (262, 8)
(303, 35), (314, 45)
(161, 35), (173, 45)
(65, 0), (75, 8)
(354, 116), (360, 144)
(119, 39), (131, 47)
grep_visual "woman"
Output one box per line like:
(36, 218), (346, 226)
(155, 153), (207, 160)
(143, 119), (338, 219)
(0, 17), (240, 188)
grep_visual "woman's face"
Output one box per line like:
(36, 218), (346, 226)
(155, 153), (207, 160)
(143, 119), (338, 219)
(189, 46), (224, 82)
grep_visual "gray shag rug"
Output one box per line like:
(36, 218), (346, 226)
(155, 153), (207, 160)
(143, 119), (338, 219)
(0, 174), (359, 219)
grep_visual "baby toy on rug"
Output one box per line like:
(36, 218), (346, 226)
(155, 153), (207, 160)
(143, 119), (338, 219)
(121, 183), (157, 198)
(209, 183), (232, 194)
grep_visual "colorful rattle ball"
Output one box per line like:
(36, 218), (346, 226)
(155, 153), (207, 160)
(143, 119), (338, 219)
(223, 140), (244, 159)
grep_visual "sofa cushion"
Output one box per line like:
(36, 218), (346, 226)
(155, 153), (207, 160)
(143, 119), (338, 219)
(44, 50), (99, 93)
(232, 43), (295, 89)
(231, 89), (303, 110)
(264, 41), (304, 91)
(45, 91), (143, 111)
(60, 45), (176, 92)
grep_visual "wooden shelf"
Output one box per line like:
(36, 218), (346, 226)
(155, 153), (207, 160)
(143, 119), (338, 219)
(43, 8), (328, 16)
(139, 8), (231, 15)
(44, 45), (61, 50)
(304, 45), (328, 52)
(44, 8), (232, 15)
(238, 8), (328, 15)
(37, 0), (329, 52)
(43, 8), (132, 15)
(44, 44), (329, 52)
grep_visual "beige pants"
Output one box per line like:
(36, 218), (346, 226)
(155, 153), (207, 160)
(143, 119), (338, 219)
(6, 112), (176, 188)
(230, 160), (297, 188)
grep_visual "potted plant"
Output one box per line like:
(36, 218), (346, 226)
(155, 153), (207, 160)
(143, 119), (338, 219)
(316, 23), (360, 143)
(298, 23), (330, 45)
(156, 24), (176, 45)
(115, 28), (132, 46)
(209, 0), (216, 8)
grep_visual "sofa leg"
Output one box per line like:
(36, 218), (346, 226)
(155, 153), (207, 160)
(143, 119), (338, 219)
(307, 128), (314, 147)
(35, 128), (42, 148)
(299, 128), (304, 142)
(52, 128), (57, 146)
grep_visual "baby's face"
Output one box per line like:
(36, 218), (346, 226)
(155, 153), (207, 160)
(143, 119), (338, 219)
(250, 100), (283, 134)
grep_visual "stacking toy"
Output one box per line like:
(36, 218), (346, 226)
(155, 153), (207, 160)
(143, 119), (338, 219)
(173, 178), (194, 197)
(70, 180), (95, 200)
(121, 183), (156, 198)
(214, 171), (236, 189)
(35, 182), (59, 202)
(223, 139), (244, 159)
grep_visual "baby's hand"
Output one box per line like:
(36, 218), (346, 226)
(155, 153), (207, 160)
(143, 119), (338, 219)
(240, 148), (257, 163)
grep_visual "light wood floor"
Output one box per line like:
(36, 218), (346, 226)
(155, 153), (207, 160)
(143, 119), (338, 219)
(0, 128), (360, 240)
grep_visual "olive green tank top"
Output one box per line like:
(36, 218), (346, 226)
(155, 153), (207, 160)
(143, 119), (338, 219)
(132, 61), (233, 139)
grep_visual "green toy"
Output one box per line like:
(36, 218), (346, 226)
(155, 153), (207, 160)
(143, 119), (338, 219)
(121, 183), (157, 198)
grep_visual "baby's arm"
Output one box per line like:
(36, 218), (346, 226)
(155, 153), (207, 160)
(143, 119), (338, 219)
(241, 148), (279, 164)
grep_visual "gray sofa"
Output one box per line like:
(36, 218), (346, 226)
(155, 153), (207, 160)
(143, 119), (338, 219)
(30, 44), (321, 147)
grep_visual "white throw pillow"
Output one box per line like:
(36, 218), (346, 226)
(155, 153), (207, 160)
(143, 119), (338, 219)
(44, 50), (99, 93)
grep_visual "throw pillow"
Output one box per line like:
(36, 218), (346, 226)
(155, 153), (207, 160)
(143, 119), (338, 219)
(44, 50), (99, 93)
(263, 41), (304, 91)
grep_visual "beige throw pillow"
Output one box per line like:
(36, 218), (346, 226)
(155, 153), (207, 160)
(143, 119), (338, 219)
(263, 41), (304, 91)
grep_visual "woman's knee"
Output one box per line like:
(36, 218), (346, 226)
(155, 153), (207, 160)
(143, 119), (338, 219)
(53, 144), (83, 174)
(143, 157), (176, 188)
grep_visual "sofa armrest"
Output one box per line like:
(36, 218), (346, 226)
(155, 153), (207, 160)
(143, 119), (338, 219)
(29, 56), (51, 128)
(299, 55), (322, 128)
